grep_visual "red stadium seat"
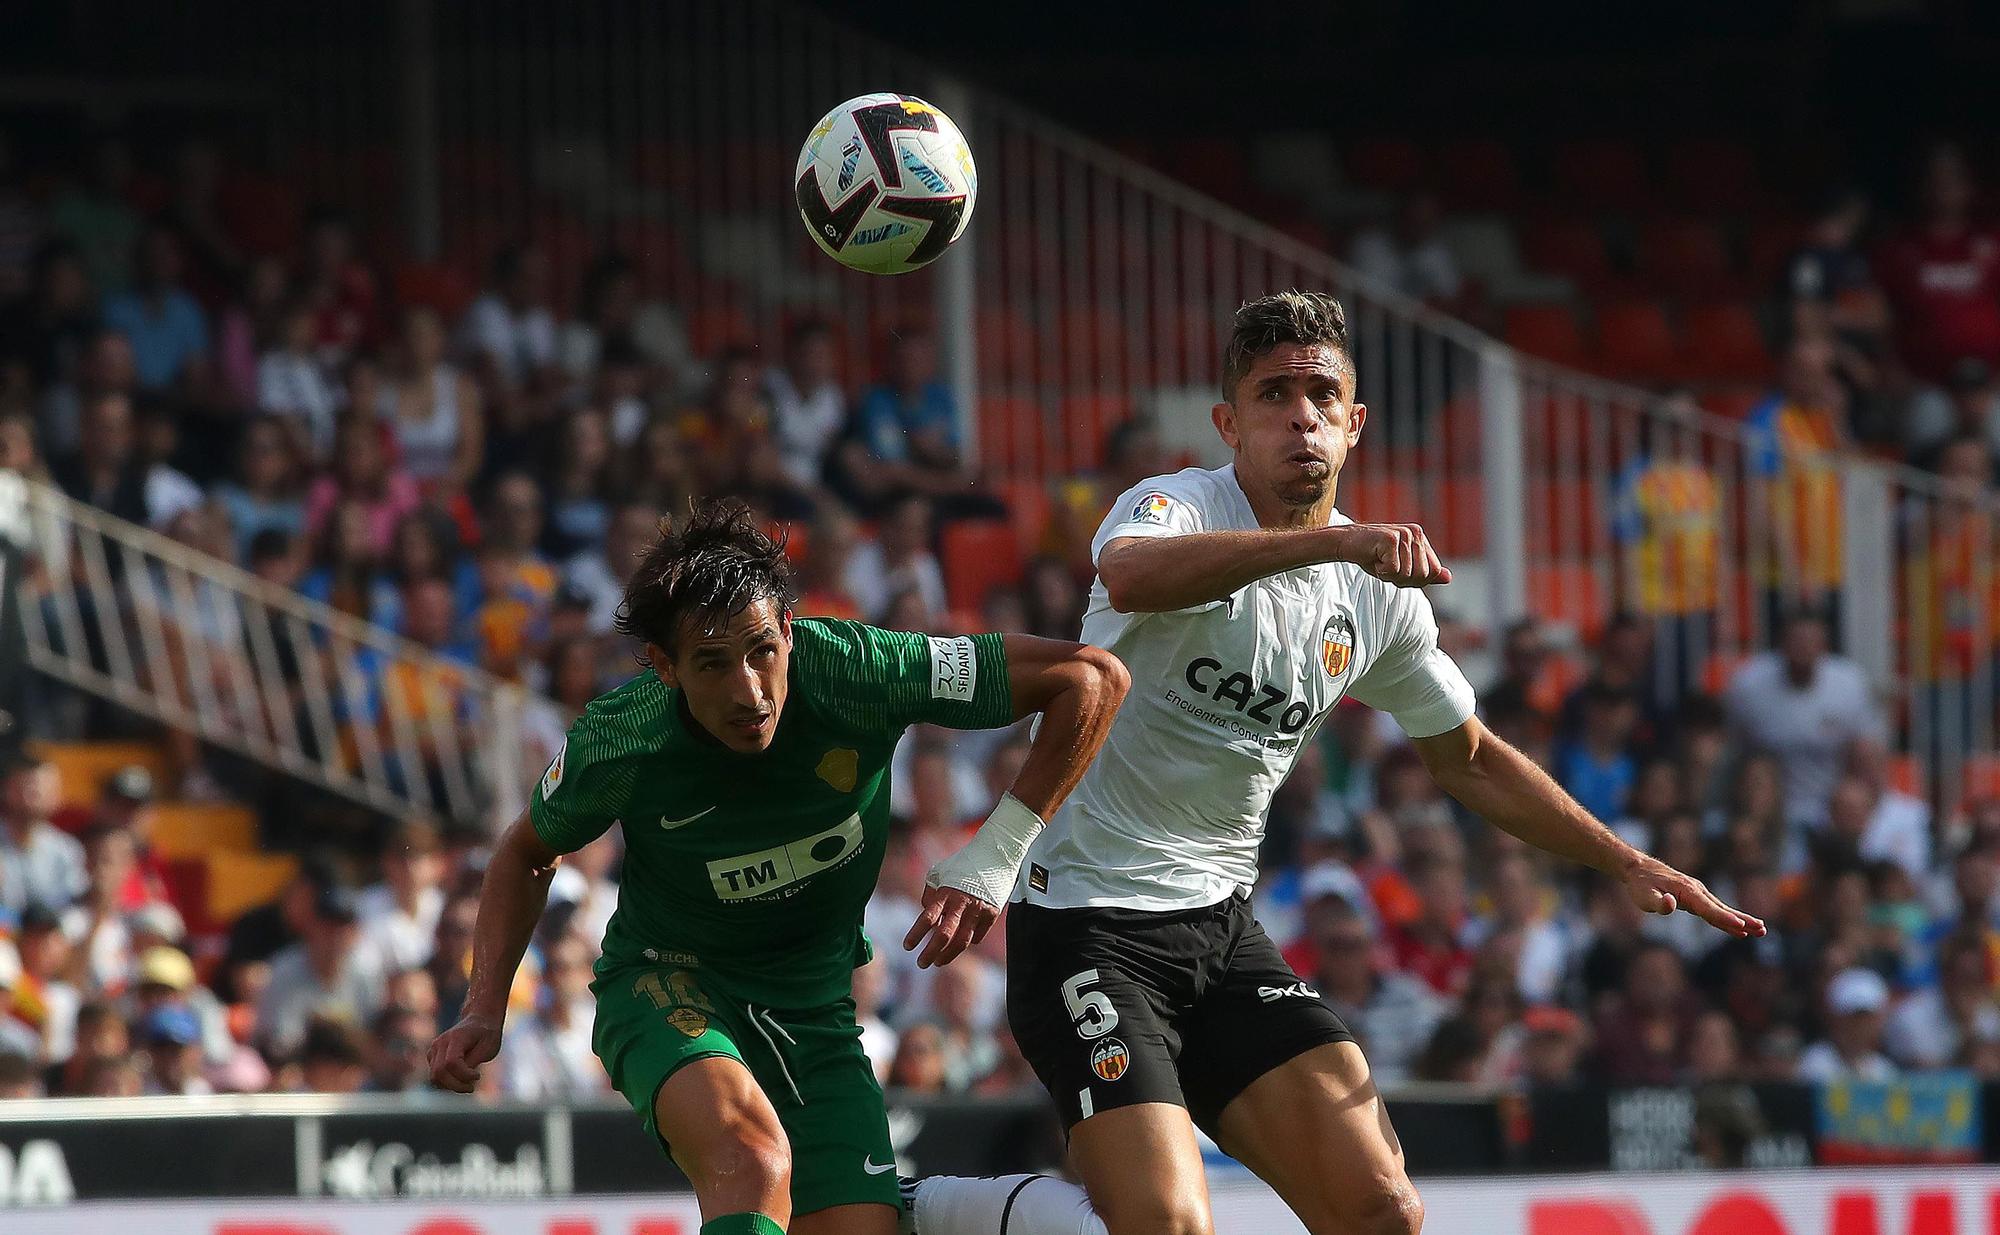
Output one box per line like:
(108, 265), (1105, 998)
(1435, 475), (1486, 557)
(939, 520), (1025, 612)
(686, 304), (757, 357)
(977, 307), (1042, 383)
(1747, 218), (1805, 287)
(1661, 138), (1767, 215)
(1529, 561), (1610, 639)
(1965, 754), (2000, 801)
(1436, 139), (1523, 211)
(1051, 308), (1134, 380)
(995, 478), (1054, 555)
(1886, 753), (1922, 796)
(1346, 138), (1428, 191)
(1340, 475), (1421, 524)
(1701, 386), (1765, 421)
(1681, 303), (1772, 382)
(1522, 219), (1614, 292)
(1637, 219), (1737, 299)
(1593, 299), (1680, 380)
(1057, 394), (1137, 474)
(978, 396), (1047, 478)
(393, 263), (476, 319)
(1504, 304), (1588, 367)
(1552, 139), (1652, 213)
(1171, 138), (1251, 200)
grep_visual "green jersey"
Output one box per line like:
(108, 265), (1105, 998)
(531, 618), (1013, 1008)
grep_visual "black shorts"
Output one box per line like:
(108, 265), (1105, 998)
(1006, 893), (1355, 1134)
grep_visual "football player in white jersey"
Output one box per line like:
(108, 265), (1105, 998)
(993, 291), (1765, 1235)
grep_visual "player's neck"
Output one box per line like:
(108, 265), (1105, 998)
(1242, 482), (1337, 531)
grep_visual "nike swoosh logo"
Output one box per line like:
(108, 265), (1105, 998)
(863, 1156), (895, 1175)
(660, 806), (718, 830)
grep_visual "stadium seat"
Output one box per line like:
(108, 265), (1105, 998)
(1437, 139), (1523, 211)
(393, 263), (476, 318)
(1636, 219), (1737, 300)
(1701, 652), (1747, 697)
(1340, 474), (1421, 524)
(1551, 138), (1652, 212)
(1746, 218), (1804, 288)
(1052, 307), (1134, 380)
(1680, 303), (1772, 382)
(1593, 299), (1680, 379)
(939, 521), (1025, 612)
(204, 852), (300, 927)
(33, 741), (172, 811)
(978, 396), (1047, 478)
(1058, 394), (1137, 474)
(147, 804), (258, 861)
(1345, 137), (1428, 191)
(160, 858), (216, 939)
(1528, 561), (1610, 639)
(1435, 475), (1486, 557)
(977, 307), (1042, 383)
(1170, 137), (1252, 201)
(1886, 753), (1922, 796)
(1522, 218), (1614, 292)
(1661, 138), (1768, 214)
(1965, 754), (2000, 801)
(1503, 304), (1589, 367)
(994, 478), (1054, 555)
(1701, 387), (1765, 421)
(685, 304), (757, 357)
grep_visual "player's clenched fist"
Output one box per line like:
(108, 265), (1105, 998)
(1329, 522), (1451, 588)
(428, 1012), (502, 1093)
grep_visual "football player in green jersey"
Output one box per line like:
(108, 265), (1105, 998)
(429, 501), (1129, 1235)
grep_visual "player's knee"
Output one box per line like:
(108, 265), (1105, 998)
(1339, 1173), (1423, 1235)
(1097, 1194), (1211, 1235)
(674, 1114), (791, 1203)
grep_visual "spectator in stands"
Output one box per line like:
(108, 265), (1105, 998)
(381, 306), (484, 498)
(49, 391), (154, 526)
(257, 883), (386, 1057)
(357, 819), (447, 975)
(930, 955), (1000, 1092)
(1876, 142), (2000, 387)
(1796, 967), (1897, 1081)
(0, 1052), (43, 1100)
(1348, 191), (1462, 306)
(369, 1003), (437, 1093)
(1389, 852), (1474, 998)
(304, 414), (421, 555)
(541, 405), (615, 560)
(1886, 930), (2000, 1070)
(1556, 613), (1658, 745)
(594, 337), (652, 446)
(1921, 841), (1999, 960)
(137, 1002), (210, 1096)
(620, 415), (693, 515)
(0, 242), (96, 414)
(1310, 893), (1442, 1085)
(214, 255), (289, 412)
(16, 903), (79, 1063)
(47, 133), (140, 295)
(0, 134), (41, 301)
(427, 894), (479, 1023)
(1591, 941), (1697, 1083)
(0, 941), (38, 1063)
(791, 507), (864, 620)
(564, 502), (653, 634)
(100, 222), (211, 396)
(766, 319), (847, 488)
(545, 832), (619, 953)
(461, 244), (559, 393)
(1746, 336), (1849, 625)
(211, 415), (307, 561)
(0, 751), (86, 915)
(495, 933), (607, 1099)
(62, 825), (151, 992)
(1825, 768), (1930, 884)
(1466, 853), (1569, 1004)
(51, 1000), (127, 1094)
(300, 499), (389, 621)
(1725, 607), (1887, 830)
(1554, 684), (1640, 826)
(888, 1020), (949, 1094)
(843, 493), (946, 623)
(1784, 186), (1891, 361)
(298, 210), (378, 365)
(838, 328), (990, 517)
(853, 956), (896, 1085)
(81, 1052), (142, 1097)
(560, 254), (636, 382)
(1518, 1006), (1586, 1089)
(1023, 555), (1085, 640)
(257, 297), (341, 460)
(297, 1014), (371, 1094)
(1907, 356), (2000, 462)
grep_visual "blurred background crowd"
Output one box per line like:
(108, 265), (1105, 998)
(0, 97), (1997, 1110)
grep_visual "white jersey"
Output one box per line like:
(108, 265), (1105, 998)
(1015, 464), (1477, 911)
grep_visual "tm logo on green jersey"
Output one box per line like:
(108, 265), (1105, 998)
(707, 813), (866, 901)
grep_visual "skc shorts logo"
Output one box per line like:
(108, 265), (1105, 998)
(1090, 1037), (1131, 1082)
(1130, 491), (1175, 525)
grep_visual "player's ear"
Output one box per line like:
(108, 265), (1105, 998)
(1348, 401), (1367, 446)
(1211, 401), (1240, 451)
(648, 643), (680, 689)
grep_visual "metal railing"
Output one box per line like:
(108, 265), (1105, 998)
(6, 473), (533, 829)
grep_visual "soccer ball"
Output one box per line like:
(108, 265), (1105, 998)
(795, 93), (977, 275)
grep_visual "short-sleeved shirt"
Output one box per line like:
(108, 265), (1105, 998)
(1016, 464), (1477, 911)
(101, 289), (210, 390)
(531, 618), (1012, 1008)
(1724, 651), (1887, 829)
(854, 381), (960, 462)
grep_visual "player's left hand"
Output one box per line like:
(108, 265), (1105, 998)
(1622, 854), (1766, 938)
(903, 884), (999, 969)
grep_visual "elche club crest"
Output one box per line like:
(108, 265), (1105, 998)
(1321, 613), (1356, 678)
(1090, 1037), (1130, 1083)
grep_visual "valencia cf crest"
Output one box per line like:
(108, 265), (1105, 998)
(1322, 613), (1355, 678)
(1090, 1037), (1130, 1082)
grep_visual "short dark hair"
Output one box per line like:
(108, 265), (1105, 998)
(1222, 290), (1353, 400)
(615, 500), (797, 665)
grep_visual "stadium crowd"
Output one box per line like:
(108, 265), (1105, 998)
(0, 129), (1995, 1106)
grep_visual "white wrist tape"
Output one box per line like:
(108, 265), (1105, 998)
(926, 792), (1043, 909)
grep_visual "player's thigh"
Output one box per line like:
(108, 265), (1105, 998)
(1067, 1101), (1213, 1235)
(789, 1202), (898, 1235)
(1212, 1042), (1422, 1235)
(772, 998), (902, 1220)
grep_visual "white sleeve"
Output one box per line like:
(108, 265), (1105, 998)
(1346, 584), (1477, 739)
(1090, 472), (1214, 563)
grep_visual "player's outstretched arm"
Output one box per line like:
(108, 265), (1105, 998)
(1098, 522), (1449, 613)
(905, 635), (1130, 968)
(428, 809), (563, 1092)
(1412, 715), (1766, 939)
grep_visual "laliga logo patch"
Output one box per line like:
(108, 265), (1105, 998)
(1090, 1036), (1131, 1082)
(1130, 492), (1174, 525)
(1322, 613), (1355, 678)
(539, 740), (566, 801)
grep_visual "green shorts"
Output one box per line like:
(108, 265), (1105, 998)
(591, 962), (897, 1216)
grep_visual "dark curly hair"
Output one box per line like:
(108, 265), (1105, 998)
(1221, 289), (1353, 401)
(614, 500), (797, 665)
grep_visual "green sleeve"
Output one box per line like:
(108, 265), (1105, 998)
(793, 619), (1014, 736)
(527, 717), (634, 854)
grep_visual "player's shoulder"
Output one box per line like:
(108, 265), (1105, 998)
(1113, 464), (1243, 524)
(565, 672), (677, 762)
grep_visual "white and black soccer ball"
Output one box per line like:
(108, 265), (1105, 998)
(795, 92), (977, 275)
